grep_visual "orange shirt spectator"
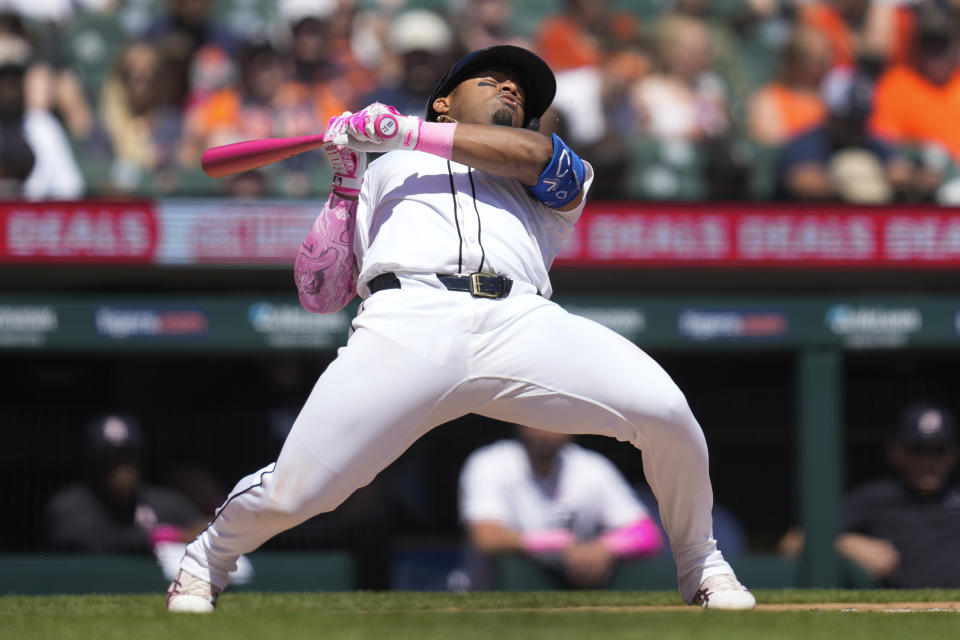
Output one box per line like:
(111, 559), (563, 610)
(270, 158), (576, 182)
(870, 64), (960, 162)
(536, 13), (602, 71)
(188, 83), (346, 146)
(749, 85), (826, 145)
(535, 0), (644, 72)
(801, 1), (914, 68)
(748, 27), (833, 145)
(179, 41), (348, 167)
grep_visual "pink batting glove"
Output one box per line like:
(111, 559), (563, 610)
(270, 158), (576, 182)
(324, 141), (366, 198)
(323, 112), (367, 198)
(326, 103), (456, 159)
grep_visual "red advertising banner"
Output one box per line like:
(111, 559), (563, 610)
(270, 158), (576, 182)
(0, 201), (158, 263)
(554, 202), (960, 267)
(3, 200), (960, 268)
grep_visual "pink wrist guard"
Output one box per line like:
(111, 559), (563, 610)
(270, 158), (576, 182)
(414, 121), (456, 159)
(149, 524), (183, 546)
(295, 193), (358, 313)
(600, 519), (664, 558)
(522, 529), (576, 553)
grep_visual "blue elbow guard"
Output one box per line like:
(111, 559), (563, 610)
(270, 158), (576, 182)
(528, 134), (585, 208)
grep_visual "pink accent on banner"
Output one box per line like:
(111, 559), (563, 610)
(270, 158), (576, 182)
(554, 202), (960, 268)
(187, 205), (317, 263)
(0, 201), (157, 263)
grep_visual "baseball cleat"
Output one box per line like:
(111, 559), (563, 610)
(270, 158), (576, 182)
(693, 573), (756, 610)
(166, 569), (220, 613)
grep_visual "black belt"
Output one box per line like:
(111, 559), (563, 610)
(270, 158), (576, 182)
(367, 272), (514, 298)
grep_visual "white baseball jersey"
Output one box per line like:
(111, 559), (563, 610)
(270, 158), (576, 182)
(353, 150), (595, 299)
(182, 139), (734, 605)
(459, 440), (650, 540)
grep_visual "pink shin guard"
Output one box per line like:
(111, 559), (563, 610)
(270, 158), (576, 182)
(294, 194), (358, 313)
(600, 519), (664, 558)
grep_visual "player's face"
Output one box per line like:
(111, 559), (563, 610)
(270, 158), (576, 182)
(518, 426), (571, 474)
(436, 68), (527, 128)
(889, 443), (958, 495)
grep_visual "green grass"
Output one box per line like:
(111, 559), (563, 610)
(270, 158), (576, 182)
(1, 591), (958, 640)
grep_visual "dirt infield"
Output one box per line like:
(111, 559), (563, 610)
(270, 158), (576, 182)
(470, 602), (960, 614)
(756, 602), (960, 613)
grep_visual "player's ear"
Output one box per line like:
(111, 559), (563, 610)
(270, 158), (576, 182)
(433, 96), (451, 118)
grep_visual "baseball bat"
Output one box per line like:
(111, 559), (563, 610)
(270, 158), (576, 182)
(201, 134), (331, 178)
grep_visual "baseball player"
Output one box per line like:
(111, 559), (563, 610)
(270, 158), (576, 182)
(167, 45), (755, 612)
(459, 425), (664, 589)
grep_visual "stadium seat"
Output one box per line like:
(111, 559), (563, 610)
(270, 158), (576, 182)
(625, 138), (708, 201)
(64, 10), (127, 103)
(213, 0), (281, 41)
(747, 143), (781, 201)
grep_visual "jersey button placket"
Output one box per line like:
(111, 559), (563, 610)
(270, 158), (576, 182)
(455, 185), (482, 269)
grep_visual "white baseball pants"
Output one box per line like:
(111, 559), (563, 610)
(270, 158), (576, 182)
(181, 277), (734, 602)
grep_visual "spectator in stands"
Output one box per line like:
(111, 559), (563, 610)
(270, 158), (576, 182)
(869, 4), (960, 173)
(627, 13), (749, 199)
(748, 26), (832, 146)
(141, 0), (240, 60)
(46, 414), (208, 554)
(0, 31), (35, 197)
(184, 43), (235, 109)
(0, 24), (82, 199)
(458, 426), (664, 590)
(779, 403), (960, 588)
(774, 63), (915, 203)
(449, 0), (529, 53)
(799, 0), (915, 70)
(658, 0), (753, 125)
(358, 10), (456, 117)
(0, 7), (94, 142)
(630, 13), (730, 143)
(98, 41), (185, 195)
(536, 0), (606, 73)
(536, 0), (647, 146)
(140, 0), (242, 110)
(180, 39), (337, 196)
(283, 0), (373, 111)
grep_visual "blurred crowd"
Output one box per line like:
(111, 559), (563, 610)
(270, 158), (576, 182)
(2, 0), (960, 203)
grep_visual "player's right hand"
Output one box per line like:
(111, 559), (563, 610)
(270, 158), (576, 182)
(326, 103), (423, 153)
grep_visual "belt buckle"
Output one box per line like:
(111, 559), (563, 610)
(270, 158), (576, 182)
(470, 272), (500, 298)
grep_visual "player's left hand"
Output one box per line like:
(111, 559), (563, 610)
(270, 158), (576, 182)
(325, 103), (422, 153)
(322, 111), (367, 198)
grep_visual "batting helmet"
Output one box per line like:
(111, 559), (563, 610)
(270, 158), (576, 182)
(424, 45), (556, 131)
